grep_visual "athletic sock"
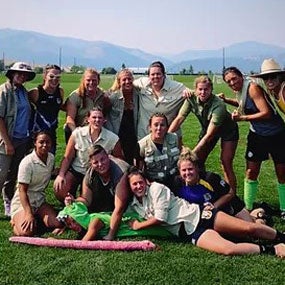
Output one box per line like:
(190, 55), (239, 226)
(259, 244), (275, 255)
(244, 179), (258, 211)
(277, 183), (285, 211)
(274, 231), (285, 243)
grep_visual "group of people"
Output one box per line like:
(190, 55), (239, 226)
(1, 58), (285, 258)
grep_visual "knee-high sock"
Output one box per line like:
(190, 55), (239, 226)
(277, 183), (285, 211)
(244, 179), (258, 210)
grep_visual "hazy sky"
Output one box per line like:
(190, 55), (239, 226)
(1, 0), (284, 54)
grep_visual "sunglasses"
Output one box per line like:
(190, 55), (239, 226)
(262, 74), (278, 81)
(48, 74), (61, 80)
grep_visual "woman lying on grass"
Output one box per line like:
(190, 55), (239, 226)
(57, 195), (172, 241)
(173, 147), (269, 224)
(126, 166), (285, 257)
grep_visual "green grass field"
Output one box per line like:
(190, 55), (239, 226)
(0, 74), (285, 285)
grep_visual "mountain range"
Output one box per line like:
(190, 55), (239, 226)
(1, 28), (285, 73)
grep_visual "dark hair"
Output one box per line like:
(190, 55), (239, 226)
(127, 166), (145, 179)
(148, 112), (168, 127)
(45, 64), (61, 72)
(222, 66), (243, 81)
(87, 106), (105, 117)
(32, 130), (53, 143)
(147, 61), (166, 75)
(88, 144), (107, 158)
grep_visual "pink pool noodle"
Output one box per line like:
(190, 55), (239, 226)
(9, 236), (156, 251)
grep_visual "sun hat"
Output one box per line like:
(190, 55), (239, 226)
(251, 58), (285, 78)
(5, 62), (36, 81)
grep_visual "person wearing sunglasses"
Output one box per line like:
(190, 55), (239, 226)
(28, 64), (65, 154)
(0, 62), (36, 216)
(220, 66), (285, 220)
(251, 58), (285, 114)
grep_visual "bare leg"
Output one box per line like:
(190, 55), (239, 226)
(11, 210), (35, 237)
(37, 203), (62, 229)
(220, 140), (238, 193)
(197, 229), (260, 255)
(274, 162), (285, 184)
(104, 173), (131, 240)
(214, 211), (276, 240)
(246, 161), (261, 180)
(197, 229), (285, 257)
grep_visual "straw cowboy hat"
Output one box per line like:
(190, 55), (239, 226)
(5, 62), (36, 81)
(251, 58), (285, 78)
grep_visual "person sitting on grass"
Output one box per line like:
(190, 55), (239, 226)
(53, 107), (124, 202)
(173, 147), (270, 225)
(127, 166), (285, 257)
(57, 197), (172, 241)
(10, 131), (63, 236)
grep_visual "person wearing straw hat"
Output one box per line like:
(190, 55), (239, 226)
(251, 58), (285, 114)
(0, 62), (36, 216)
(221, 67), (285, 220)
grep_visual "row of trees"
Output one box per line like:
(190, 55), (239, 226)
(0, 61), (223, 75)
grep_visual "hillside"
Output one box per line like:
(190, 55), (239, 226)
(1, 28), (284, 73)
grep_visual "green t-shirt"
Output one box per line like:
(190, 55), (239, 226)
(178, 94), (238, 140)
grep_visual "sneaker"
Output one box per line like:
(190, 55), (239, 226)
(256, 202), (280, 217)
(4, 200), (11, 217)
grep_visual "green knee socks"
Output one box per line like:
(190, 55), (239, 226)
(244, 179), (258, 210)
(277, 183), (285, 211)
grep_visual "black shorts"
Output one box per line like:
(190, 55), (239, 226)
(179, 206), (218, 245)
(245, 130), (285, 163)
(201, 125), (239, 155)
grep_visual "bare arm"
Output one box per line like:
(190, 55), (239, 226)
(133, 143), (145, 170)
(28, 88), (39, 104)
(76, 176), (93, 207)
(219, 93), (239, 107)
(53, 135), (76, 192)
(18, 183), (35, 232)
(128, 217), (162, 230)
(232, 84), (271, 122)
(0, 117), (14, 155)
(65, 100), (77, 131)
(82, 218), (104, 241)
(168, 115), (186, 133)
(104, 173), (131, 240)
(111, 141), (125, 161)
(213, 188), (235, 209)
(59, 88), (66, 112)
(193, 121), (219, 157)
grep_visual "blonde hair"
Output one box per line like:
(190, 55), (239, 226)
(77, 68), (100, 108)
(110, 69), (134, 92)
(193, 75), (213, 90)
(177, 146), (199, 168)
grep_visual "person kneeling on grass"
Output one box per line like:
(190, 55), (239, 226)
(126, 166), (285, 257)
(57, 199), (172, 241)
(10, 131), (63, 236)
